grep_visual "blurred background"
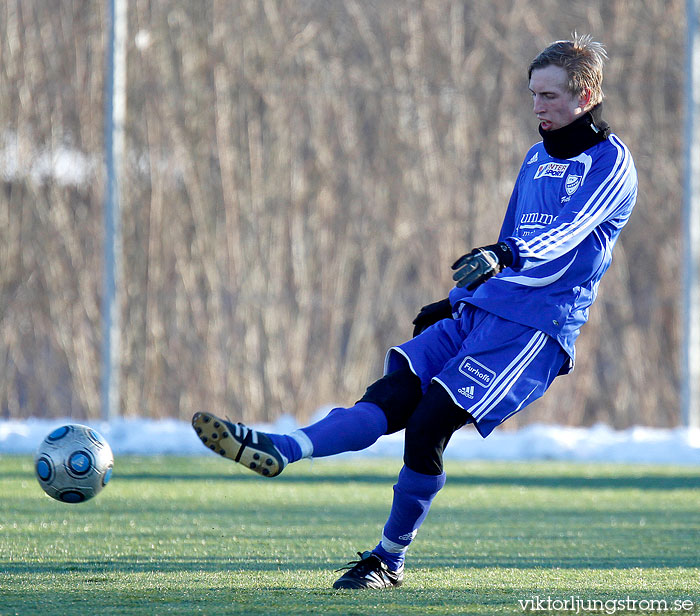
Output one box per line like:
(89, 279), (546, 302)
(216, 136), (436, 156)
(0, 0), (686, 428)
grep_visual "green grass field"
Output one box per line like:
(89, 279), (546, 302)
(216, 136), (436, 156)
(1, 455), (699, 615)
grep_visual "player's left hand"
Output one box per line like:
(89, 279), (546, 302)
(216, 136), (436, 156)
(452, 242), (513, 290)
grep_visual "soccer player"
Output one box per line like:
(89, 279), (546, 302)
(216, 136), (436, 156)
(192, 35), (637, 589)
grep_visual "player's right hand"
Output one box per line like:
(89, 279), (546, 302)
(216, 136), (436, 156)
(412, 298), (452, 337)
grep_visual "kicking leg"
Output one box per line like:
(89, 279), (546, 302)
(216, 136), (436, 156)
(191, 413), (290, 477)
(192, 368), (423, 477)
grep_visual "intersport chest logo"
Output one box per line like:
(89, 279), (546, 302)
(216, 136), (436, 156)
(534, 162), (569, 179)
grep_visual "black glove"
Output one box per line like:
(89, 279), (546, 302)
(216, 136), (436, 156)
(451, 242), (514, 290)
(412, 298), (452, 337)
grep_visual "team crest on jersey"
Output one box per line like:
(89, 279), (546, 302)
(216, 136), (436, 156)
(565, 174), (582, 195)
(534, 162), (569, 179)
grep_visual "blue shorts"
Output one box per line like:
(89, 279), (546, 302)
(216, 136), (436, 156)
(385, 305), (568, 438)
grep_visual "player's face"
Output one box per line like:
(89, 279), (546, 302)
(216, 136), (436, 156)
(529, 65), (589, 131)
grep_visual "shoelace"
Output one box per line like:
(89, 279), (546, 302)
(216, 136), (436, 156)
(225, 418), (259, 445)
(334, 552), (380, 573)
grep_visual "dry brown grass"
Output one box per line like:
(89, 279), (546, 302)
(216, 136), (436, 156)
(0, 1), (684, 427)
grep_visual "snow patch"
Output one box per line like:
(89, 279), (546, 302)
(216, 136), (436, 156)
(1, 416), (698, 465)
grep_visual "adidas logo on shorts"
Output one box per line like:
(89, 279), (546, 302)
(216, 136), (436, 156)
(458, 385), (475, 399)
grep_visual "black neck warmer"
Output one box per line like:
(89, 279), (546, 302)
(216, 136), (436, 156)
(540, 103), (611, 159)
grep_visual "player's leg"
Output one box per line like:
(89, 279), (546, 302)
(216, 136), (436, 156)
(371, 382), (471, 568)
(334, 311), (569, 589)
(191, 367), (424, 477)
(192, 316), (466, 477)
(333, 382), (469, 588)
(297, 314), (468, 460)
(374, 317), (567, 563)
(297, 362), (426, 453)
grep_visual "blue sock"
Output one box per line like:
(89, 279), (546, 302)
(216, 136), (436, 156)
(266, 402), (388, 463)
(372, 465), (446, 571)
(300, 402), (387, 458)
(266, 433), (303, 463)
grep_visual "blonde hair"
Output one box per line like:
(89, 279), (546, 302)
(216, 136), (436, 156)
(528, 34), (608, 106)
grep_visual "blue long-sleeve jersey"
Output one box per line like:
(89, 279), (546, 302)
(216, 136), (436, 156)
(449, 133), (638, 369)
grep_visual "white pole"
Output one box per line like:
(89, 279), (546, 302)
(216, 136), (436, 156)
(682, 0), (700, 429)
(101, 0), (127, 421)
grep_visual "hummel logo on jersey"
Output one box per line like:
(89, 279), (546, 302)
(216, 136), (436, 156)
(458, 386), (475, 399)
(534, 162), (569, 179)
(526, 152), (539, 165)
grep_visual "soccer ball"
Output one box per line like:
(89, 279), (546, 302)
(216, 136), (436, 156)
(34, 424), (114, 504)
